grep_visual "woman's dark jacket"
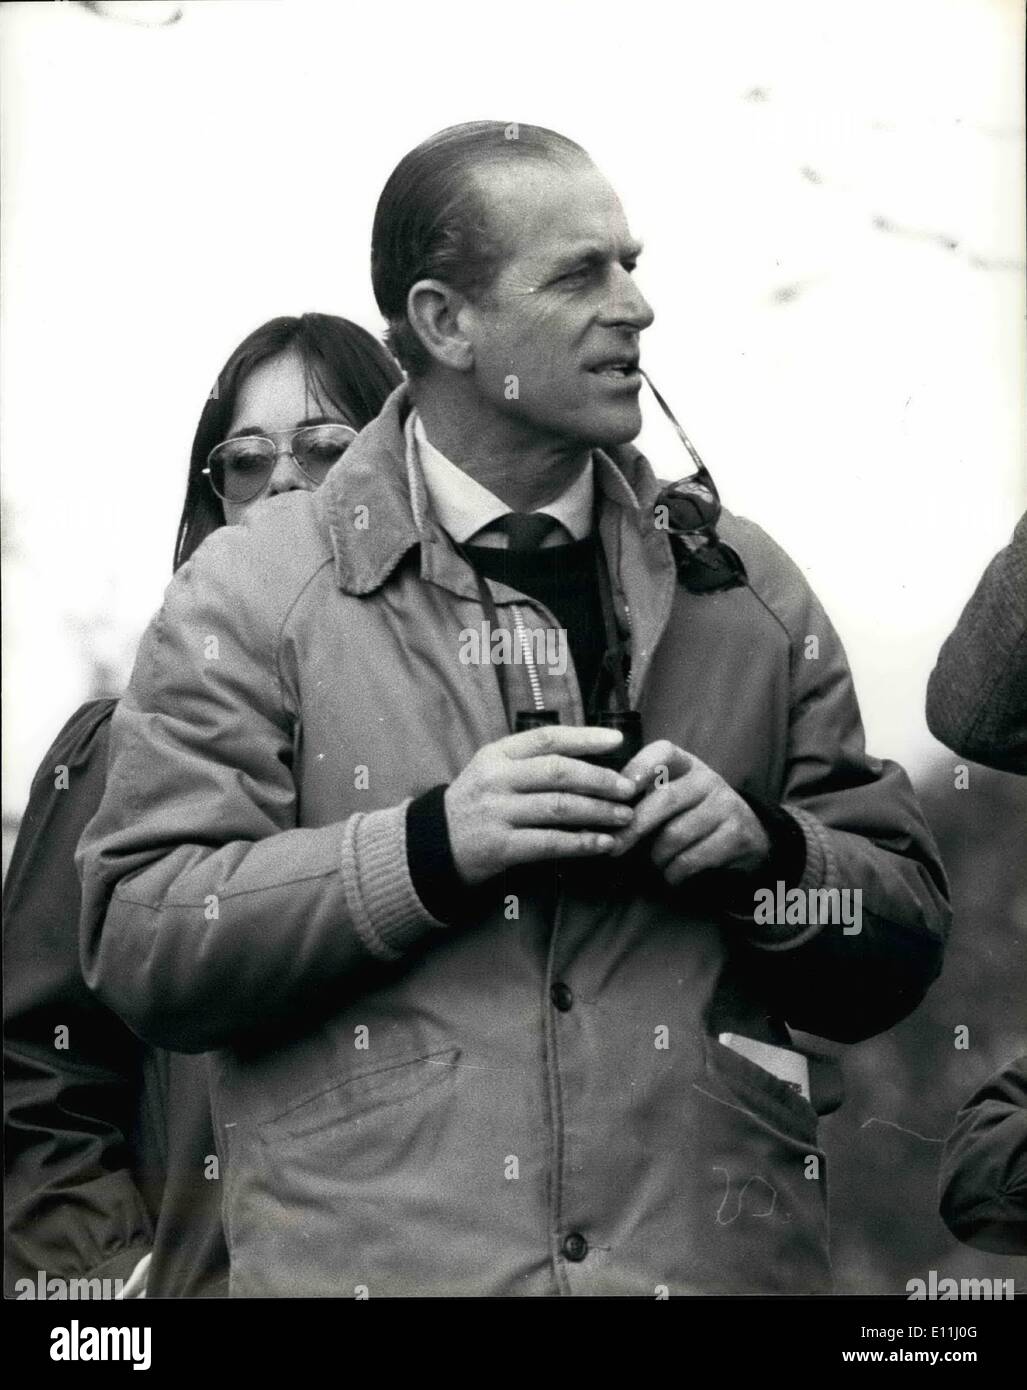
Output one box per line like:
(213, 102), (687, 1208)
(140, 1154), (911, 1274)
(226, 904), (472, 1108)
(3, 699), (227, 1296)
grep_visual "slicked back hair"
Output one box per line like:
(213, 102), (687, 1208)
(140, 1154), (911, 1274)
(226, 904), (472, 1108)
(173, 314), (401, 571)
(371, 121), (591, 376)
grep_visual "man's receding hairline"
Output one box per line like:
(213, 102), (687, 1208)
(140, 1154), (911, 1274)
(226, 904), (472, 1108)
(464, 143), (596, 195)
(463, 149), (601, 282)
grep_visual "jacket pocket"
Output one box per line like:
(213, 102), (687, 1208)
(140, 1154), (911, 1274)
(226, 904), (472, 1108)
(257, 1045), (462, 1142)
(703, 1034), (820, 1144)
(221, 1046), (465, 1295)
(681, 1034), (831, 1293)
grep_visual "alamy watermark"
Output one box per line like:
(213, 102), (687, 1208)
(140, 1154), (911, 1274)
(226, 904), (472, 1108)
(50, 1320), (151, 1371)
(906, 1270), (1015, 1300)
(458, 620), (568, 677)
(753, 880), (862, 935)
(14, 1269), (125, 1299)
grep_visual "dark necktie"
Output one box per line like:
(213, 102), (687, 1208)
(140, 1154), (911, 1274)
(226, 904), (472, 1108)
(500, 513), (568, 551)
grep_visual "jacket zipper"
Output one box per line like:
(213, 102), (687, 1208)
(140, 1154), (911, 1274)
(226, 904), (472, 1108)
(623, 598), (633, 704)
(511, 603), (546, 712)
(512, 600), (567, 1291)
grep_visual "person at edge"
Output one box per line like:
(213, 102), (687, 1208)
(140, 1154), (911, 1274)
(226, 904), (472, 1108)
(926, 513), (1026, 1254)
(78, 124), (951, 1296)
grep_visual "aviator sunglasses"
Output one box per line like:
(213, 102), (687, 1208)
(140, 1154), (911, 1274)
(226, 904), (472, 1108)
(203, 422), (359, 504)
(642, 370), (746, 591)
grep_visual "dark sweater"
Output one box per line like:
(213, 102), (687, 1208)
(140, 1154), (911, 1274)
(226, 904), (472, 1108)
(460, 534), (609, 714)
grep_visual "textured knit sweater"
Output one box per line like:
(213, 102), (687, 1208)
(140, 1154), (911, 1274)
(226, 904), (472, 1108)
(926, 511), (1027, 774)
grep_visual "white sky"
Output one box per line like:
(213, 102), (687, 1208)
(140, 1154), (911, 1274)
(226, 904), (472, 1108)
(2, 0), (1024, 813)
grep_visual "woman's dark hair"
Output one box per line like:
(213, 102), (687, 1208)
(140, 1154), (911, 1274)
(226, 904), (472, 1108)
(371, 121), (590, 377)
(173, 313), (402, 571)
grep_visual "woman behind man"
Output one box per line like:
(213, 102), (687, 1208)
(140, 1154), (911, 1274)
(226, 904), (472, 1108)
(4, 313), (401, 1297)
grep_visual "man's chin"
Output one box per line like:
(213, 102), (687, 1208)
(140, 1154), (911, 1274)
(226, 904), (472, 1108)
(499, 396), (642, 451)
(583, 403), (643, 449)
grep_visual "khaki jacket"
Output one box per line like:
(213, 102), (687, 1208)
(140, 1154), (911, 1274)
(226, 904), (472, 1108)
(78, 384), (950, 1296)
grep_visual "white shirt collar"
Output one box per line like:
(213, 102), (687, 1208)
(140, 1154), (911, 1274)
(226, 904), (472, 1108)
(409, 410), (594, 545)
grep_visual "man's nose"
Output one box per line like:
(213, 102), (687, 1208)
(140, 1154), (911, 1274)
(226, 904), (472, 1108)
(604, 267), (655, 332)
(265, 448), (315, 497)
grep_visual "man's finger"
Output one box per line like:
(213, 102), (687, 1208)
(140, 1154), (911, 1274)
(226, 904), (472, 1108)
(607, 774), (707, 855)
(502, 724), (624, 760)
(511, 828), (617, 863)
(506, 791), (635, 830)
(508, 754), (637, 801)
(662, 823), (740, 885)
(620, 739), (691, 791)
(650, 802), (721, 869)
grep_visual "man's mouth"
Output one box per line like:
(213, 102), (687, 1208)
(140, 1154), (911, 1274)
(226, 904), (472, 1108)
(587, 358), (641, 379)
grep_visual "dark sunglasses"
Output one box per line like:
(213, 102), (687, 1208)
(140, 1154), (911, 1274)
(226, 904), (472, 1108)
(641, 371), (746, 592)
(203, 422), (358, 504)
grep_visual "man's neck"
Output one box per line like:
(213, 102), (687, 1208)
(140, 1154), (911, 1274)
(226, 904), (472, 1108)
(412, 382), (590, 512)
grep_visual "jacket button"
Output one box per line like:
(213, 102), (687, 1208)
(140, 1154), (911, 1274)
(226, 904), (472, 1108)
(562, 1232), (588, 1262)
(550, 982), (573, 1011)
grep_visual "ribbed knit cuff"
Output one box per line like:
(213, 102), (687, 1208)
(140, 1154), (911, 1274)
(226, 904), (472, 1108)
(738, 803), (832, 951)
(340, 802), (447, 962)
(720, 798), (811, 945)
(742, 794), (808, 886)
(406, 784), (478, 926)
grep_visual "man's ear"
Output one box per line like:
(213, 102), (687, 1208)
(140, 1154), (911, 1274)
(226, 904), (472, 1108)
(406, 278), (475, 373)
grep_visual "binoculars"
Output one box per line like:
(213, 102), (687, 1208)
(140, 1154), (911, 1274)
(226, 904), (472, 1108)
(514, 709), (644, 773)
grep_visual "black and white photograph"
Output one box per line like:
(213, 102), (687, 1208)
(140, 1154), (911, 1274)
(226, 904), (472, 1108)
(2, 0), (1024, 1366)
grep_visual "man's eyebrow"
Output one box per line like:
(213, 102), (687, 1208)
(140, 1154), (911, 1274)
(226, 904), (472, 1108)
(224, 415), (341, 440)
(547, 241), (650, 279)
(553, 237), (642, 266)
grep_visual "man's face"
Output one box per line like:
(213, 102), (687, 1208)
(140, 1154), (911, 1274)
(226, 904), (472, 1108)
(460, 158), (654, 450)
